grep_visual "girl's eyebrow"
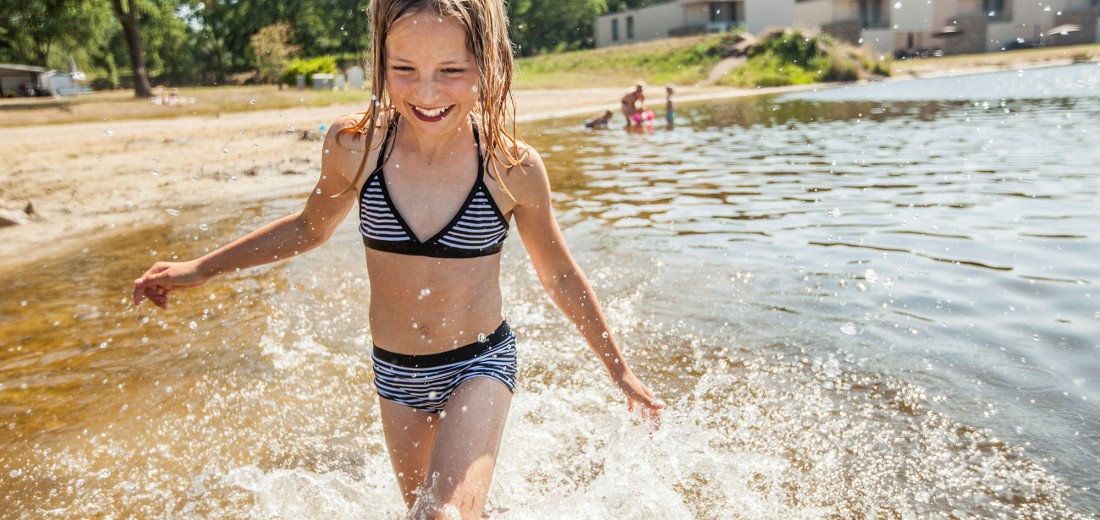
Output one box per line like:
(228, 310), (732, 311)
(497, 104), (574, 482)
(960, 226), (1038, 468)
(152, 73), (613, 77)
(388, 55), (471, 65)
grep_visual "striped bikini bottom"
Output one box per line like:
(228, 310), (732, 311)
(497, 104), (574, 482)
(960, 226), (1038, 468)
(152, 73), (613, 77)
(371, 321), (518, 414)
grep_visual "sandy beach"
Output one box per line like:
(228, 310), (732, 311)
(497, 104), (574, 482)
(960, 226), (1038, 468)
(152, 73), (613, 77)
(2, 44), (1097, 275)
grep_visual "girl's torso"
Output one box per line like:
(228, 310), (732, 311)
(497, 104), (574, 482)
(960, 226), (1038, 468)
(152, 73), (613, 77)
(332, 113), (517, 354)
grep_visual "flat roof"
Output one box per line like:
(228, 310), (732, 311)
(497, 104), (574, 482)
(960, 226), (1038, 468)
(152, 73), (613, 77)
(0, 64), (48, 74)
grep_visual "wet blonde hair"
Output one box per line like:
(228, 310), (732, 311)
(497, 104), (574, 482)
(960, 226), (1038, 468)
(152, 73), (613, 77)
(339, 0), (521, 196)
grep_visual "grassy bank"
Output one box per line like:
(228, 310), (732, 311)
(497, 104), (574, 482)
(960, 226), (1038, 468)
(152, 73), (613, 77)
(514, 33), (736, 89)
(717, 28), (889, 87)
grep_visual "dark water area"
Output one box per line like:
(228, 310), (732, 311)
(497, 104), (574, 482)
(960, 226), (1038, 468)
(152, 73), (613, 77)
(1, 64), (1098, 517)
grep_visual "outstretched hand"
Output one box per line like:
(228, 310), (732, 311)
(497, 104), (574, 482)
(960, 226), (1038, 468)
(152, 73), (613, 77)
(132, 260), (207, 309)
(614, 368), (665, 430)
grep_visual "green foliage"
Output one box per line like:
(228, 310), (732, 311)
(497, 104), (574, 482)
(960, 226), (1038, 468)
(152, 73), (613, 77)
(721, 29), (886, 87)
(0, 0), (109, 66)
(251, 22), (299, 84)
(282, 55), (337, 86)
(508, 0), (608, 56)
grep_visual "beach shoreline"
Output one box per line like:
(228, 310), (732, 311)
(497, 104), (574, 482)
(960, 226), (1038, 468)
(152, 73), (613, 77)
(0, 83), (823, 275)
(1, 51), (1095, 276)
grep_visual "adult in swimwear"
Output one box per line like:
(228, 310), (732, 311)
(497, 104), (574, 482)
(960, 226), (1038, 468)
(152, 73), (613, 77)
(132, 1), (663, 518)
(621, 81), (645, 129)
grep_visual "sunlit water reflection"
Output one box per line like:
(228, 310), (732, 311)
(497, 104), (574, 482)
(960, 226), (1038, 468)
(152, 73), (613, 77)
(2, 64), (1098, 518)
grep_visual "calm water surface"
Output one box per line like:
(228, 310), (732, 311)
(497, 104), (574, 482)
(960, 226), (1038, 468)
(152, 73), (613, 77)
(2, 64), (1099, 518)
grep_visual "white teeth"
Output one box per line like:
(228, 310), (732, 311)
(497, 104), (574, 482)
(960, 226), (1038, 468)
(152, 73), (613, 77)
(414, 105), (448, 118)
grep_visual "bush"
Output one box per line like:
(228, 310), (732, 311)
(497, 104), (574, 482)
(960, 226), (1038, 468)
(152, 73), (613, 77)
(721, 29), (886, 87)
(282, 56), (337, 86)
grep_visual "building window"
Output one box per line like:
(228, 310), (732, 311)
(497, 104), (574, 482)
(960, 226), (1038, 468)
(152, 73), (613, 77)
(982, 0), (1011, 21)
(710, 2), (736, 23)
(612, 19), (619, 41)
(858, 0), (889, 29)
(627, 16), (634, 39)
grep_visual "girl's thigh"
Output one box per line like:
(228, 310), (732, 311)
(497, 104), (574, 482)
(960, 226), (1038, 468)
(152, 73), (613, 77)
(422, 377), (513, 516)
(379, 398), (439, 506)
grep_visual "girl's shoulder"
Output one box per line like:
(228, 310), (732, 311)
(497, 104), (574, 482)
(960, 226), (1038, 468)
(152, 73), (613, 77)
(489, 134), (542, 172)
(322, 110), (394, 185)
(329, 110), (394, 150)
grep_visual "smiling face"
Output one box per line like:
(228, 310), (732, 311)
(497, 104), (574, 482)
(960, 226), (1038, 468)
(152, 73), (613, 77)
(385, 10), (479, 135)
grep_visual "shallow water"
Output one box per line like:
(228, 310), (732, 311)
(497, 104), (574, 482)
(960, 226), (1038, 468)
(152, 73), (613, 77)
(2, 64), (1099, 518)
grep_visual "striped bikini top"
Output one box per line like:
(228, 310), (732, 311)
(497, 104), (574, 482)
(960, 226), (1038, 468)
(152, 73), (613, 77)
(358, 117), (510, 258)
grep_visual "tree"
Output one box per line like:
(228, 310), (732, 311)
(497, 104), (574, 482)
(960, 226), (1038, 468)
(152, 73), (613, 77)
(509, 0), (608, 56)
(110, 0), (153, 97)
(250, 22), (298, 84)
(0, 0), (94, 65)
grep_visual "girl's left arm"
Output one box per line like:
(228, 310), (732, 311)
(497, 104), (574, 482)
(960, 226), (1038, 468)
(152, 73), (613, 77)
(509, 147), (664, 421)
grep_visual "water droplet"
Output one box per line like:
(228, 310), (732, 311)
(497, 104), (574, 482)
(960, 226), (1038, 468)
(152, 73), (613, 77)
(299, 97), (305, 102)
(601, 331), (609, 339)
(315, 188), (322, 195)
(222, 148), (229, 154)
(9, 470), (21, 478)
(324, 148), (331, 155)
(428, 391), (437, 400)
(188, 321), (198, 330)
(419, 288), (431, 299)
(864, 269), (878, 283)
(477, 333), (487, 343)
(412, 322), (418, 329)
(104, 130), (113, 136)
(199, 223), (209, 231)
(840, 322), (858, 335)
(249, 99), (256, 105)
(287, 127), (296, 132)
(166, 209), (181, 216)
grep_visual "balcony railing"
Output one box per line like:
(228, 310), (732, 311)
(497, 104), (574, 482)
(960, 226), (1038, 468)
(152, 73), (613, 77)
(861, 17), (891, 29)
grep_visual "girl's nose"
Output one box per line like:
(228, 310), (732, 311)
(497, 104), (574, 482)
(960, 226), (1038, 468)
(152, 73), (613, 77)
(415, 79), (441, 104)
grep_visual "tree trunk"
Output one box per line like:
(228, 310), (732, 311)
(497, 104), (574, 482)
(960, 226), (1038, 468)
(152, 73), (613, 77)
(110, 0), (153, 97)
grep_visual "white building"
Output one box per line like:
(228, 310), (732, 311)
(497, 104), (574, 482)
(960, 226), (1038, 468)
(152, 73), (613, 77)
(595, 0), (1100, 55)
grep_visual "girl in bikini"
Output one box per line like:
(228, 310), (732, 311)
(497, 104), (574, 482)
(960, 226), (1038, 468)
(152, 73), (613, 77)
(131, 0), (663, 518)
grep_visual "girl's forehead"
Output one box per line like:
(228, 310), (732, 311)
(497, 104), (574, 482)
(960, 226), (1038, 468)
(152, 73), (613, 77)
(388, 10), (464, 37)
(386, 11), (470, 56)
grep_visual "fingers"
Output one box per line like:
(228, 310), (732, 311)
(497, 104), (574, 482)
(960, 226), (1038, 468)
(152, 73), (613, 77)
(133, 285), (171, 309)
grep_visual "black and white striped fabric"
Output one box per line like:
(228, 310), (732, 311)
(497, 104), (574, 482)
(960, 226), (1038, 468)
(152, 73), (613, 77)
(357, 116), (510, 258)
(371, 322), (518, 414)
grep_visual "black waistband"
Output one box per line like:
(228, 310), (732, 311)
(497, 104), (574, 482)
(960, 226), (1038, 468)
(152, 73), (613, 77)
(371, 321), (512, 368)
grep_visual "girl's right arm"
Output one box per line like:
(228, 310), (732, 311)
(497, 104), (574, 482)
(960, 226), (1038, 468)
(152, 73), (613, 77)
(133, 119), (363, 308)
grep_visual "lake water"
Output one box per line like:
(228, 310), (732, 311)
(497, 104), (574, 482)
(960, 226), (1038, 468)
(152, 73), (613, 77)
(2, 63), (1098, 518)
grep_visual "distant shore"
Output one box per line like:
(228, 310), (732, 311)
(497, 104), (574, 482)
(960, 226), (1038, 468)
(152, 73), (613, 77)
(1, 45), (1097, 276)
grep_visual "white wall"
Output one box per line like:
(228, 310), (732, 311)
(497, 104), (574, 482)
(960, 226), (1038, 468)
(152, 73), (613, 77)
(892, 0), (936, 31)
(794, 0), (834, 27)
(595, 1), (684, 47)
(744, 0), (795, 34)
(861, 28), (896, 54)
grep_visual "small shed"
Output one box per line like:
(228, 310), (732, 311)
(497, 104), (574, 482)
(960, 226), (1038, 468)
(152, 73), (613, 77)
(0, 63), (47, 98)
